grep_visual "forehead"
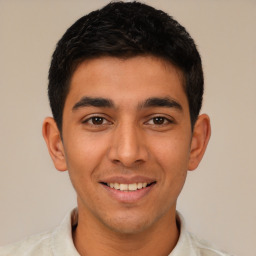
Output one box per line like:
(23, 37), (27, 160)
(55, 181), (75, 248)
(67, 56), (187, 108)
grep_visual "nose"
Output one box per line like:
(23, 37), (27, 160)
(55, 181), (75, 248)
(107, 122), (149, 167)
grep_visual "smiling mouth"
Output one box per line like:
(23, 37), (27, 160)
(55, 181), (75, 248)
(101, 182), (156, 192)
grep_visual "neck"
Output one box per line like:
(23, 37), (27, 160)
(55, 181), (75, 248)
(73, 206), (179, 256)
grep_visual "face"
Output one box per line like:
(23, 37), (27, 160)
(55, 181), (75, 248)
(44, 56), (210, 235)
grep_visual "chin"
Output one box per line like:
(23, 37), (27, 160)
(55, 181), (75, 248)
(101, 211), (158, 235)
(107, 220), (151, 235)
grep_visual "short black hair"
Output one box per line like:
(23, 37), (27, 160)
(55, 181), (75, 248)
(48, 1), (204, 132)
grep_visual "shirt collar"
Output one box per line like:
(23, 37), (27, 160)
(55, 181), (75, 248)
(50, 208), (197, 256)
(51, 208), (80, 256)
(168, 211), (198, 256)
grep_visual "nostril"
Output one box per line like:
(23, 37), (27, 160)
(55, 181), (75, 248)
(112, 158), (145, 168)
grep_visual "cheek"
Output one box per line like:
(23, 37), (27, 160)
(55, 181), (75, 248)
(62, 134), (108, 206)
(63, 132), (107, 178)
(149, 132), (191, 186)
(151, 133), (191, 166)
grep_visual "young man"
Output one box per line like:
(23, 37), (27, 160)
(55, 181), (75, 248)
(0, 1), (230, 256)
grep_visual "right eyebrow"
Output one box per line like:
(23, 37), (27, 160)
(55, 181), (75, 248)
(72, 97), (114, 111)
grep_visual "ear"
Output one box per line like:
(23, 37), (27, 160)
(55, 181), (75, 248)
(188, 114), (211, 171)
(42, 117), (67, 172)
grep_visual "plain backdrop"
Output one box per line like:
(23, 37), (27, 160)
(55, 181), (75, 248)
(0, 1), (255, 255)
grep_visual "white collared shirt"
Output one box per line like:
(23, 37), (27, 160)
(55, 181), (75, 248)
(0, 208), (231, 256)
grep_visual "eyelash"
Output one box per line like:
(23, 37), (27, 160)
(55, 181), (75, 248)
(82, 116), (112, 126)
(82, 115), (174, 127)
(145, 116), (174, 126)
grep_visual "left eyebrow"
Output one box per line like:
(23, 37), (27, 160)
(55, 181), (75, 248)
(72, 96), (114, 111)
(139, 97), (183, 111)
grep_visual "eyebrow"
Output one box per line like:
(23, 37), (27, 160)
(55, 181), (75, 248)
(139, 97), (183, 111)
(72, 97), (114, 110)
(72, 96), (182, 112)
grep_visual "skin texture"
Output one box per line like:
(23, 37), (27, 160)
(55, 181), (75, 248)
(43, 56), (211, 256)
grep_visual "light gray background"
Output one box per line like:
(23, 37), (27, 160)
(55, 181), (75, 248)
(0, 1), (255, 255)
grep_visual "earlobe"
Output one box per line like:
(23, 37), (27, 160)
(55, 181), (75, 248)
(188, 114), (211, 171)
(42, 117), (67, 172)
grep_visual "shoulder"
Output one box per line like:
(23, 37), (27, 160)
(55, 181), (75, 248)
(0, 208), (79, 256)
(0, 231), (52, 256)
(188, 232), (233, 256)
(174, 212), (234, 256)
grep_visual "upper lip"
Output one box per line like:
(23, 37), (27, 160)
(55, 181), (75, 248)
(99, 175), (156, 184)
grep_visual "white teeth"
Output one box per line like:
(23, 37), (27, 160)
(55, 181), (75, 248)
(137, 183), (143, 189)
(128, 183), (137, 191)
(114, 183), (120, 190)
(119, 184), (128, 191)
(107, 182), (149, 191)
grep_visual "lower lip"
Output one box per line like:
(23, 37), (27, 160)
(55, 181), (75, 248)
(101, 184), (155, 203)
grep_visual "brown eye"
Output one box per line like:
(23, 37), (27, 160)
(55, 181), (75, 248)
(82, 116), (110, 126)
(152, 117), (165, 125)
(91, 117), (104, 125)
(81, 115), (113, 131)
(145, 116), (173, 126)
